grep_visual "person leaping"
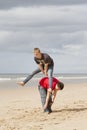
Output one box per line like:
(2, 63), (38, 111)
(17, 48), (54, 92)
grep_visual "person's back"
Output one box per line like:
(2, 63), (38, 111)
(39, 77), (59, 90)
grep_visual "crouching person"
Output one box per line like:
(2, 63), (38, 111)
(38, 77), (64, 114)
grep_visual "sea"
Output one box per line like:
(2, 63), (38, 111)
(0, 73), (87, 85)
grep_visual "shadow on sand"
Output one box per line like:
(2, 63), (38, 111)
(53, 107), (87, 113)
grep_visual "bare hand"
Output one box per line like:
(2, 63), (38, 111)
(42, 71), (48, 76)
(45, 73), (48, 76)
(49, 101), (53, 107)
(44, 103), (48, 110)
(48, 88), (52, 92)
(44, 71), (48, 76)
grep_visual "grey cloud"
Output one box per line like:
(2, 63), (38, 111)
(0, 0), (87, 9)
(0, 5), (87, 33)
(0, 30), (87, 57)
(0, 5), (87, 57)
(0, 3), (87, 73)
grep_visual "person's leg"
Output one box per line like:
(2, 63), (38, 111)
(23, 68), (41, 84)
(48, 65), (54, 89)
(38, 85), (52, 113)
(38, 85), (47, 109)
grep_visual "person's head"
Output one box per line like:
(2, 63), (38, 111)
(56, 82), (64, 90)
(33, 48), (42, 59)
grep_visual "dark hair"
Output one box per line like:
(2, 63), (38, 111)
(59, 82), (64, 90)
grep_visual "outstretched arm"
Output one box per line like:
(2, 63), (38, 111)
(38, 64), (44, 74)
(44, 63), (49, 76)
(52, 89), (58, 103)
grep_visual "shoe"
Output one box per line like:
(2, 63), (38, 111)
(49, 108), (52, 113)
(44, 108), (52, 114)
(47, 105), (52, 113)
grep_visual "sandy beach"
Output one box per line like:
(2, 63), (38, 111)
(0, 80), (87, 130)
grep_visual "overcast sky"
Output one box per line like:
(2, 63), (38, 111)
(0, 0), (87, 74)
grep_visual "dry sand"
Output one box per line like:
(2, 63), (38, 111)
(0, 80), (87, 130)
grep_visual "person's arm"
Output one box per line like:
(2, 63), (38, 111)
(44, 63), (49, 76)
(44, 91), (51, 109)
(38, 64), (44, 74)
(52, 89), (58, 103)
(34, 57), (44, 73)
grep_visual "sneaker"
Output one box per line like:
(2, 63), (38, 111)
(48, 108), (52, 113)
(44, 108), (52, 114)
